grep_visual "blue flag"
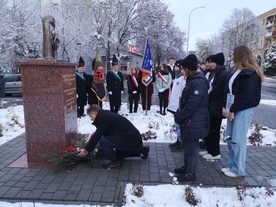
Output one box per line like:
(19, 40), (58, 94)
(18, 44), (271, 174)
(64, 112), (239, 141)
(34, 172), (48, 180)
(140, 38), (153, 86)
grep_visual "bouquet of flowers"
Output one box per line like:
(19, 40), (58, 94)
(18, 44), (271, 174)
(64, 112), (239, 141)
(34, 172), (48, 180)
(41, 133), (101, 170)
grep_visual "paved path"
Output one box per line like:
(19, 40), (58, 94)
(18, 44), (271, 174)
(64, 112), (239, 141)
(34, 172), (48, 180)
(0, 77), (275, 206)
(0, 134), (275, 206)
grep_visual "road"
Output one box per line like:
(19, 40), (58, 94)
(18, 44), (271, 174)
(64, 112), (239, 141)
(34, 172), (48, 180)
(2, 77), (276, 129)
(251, 77), (276, 129)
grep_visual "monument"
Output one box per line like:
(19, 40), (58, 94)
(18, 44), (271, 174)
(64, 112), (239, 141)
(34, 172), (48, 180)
(16, 15), (78, 168)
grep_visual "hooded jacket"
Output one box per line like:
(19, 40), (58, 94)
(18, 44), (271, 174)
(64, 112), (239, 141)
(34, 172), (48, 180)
(208, 65), (229, 118)
(224, 68), (261, 113)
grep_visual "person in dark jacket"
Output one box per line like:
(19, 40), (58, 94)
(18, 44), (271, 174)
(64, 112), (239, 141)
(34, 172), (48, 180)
(84, 72), (98, 106)
(77, 104), (150, 170)
(198, 55), (214, 150)
(201, 52), (229, 160)
(221, 45), (264, 177)
(76, 57), (87, 117)
(126, 67), (140, 113)
(106, 55), (124, 113)
(173, 54), (209, 182)
(85, 58), (102, 108)
(138, 69), (156, 111)
(167, 57), (175, 89)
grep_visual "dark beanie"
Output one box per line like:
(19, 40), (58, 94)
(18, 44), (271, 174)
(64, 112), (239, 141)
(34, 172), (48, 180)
(78, 57), (85, 67)
(206, 55), (214, 62)
(210, 52), (225, 65)
(181, 54), (198, 71)
(174, 59), (182, 68)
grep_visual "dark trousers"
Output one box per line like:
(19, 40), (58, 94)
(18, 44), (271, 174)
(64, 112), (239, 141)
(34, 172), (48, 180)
(77, 105), (84, 117)
(205, 117), (222, 156)
(110, 105), (120, 113)
(128, 93), (139, 112)
(182, 139), (199, 174)
(141, 93), (152, 110)
(158, 89), (169, 113)
(99, 136), (141, 162)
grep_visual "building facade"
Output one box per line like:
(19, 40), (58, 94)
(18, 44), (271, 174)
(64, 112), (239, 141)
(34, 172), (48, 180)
(257, 8), (276, 62)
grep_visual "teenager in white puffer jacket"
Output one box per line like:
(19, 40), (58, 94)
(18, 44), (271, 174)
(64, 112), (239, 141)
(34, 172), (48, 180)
(167, 59), (186, 151)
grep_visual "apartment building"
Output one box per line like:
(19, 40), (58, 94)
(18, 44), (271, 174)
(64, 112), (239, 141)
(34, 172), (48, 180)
(257, 8), (276, 56)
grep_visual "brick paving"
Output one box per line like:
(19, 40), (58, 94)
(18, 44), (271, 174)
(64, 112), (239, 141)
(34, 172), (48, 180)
(0, 133), (275, 206)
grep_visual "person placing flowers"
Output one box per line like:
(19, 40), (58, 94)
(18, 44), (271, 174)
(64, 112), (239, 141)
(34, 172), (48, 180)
(77, 104), (150, 170)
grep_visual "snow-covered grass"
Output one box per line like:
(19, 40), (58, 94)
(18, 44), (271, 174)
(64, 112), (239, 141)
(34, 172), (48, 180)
(0, 101), (275, 207)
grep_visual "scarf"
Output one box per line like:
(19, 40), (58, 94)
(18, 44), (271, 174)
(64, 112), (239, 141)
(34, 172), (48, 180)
(175, 70), (182, 78)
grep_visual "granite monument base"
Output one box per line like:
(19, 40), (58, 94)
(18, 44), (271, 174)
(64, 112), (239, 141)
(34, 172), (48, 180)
(17, 59), (78, 168)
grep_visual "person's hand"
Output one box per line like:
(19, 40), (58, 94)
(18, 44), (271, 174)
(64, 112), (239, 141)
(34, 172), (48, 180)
(228, 112), (235, 121)
(222, 107), (227, 117)
(77, 148), (88, 157)
(121, 91), (124, 94)
(133, 90), (137, 94)
(158, 88), (165, 92)
(108, 91), (112, 95)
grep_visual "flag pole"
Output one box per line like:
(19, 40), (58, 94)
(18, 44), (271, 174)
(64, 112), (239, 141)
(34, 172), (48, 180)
(145, 86), (148, 115)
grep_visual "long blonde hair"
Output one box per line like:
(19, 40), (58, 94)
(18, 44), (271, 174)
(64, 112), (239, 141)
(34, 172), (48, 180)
(233, 45), (264, 82)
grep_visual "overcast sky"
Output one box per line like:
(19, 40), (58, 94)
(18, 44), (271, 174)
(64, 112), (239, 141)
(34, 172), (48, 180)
(163, 0), (276, 51)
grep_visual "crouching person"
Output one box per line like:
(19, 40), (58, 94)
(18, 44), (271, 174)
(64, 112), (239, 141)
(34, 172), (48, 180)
(78, 104), (149, 170)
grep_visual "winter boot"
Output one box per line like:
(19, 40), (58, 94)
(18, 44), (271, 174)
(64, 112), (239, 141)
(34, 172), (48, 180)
(176, 173), (196, 182)
(169, 140), (180, 149)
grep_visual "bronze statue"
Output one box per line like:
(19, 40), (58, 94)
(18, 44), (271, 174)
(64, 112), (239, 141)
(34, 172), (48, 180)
(42, 15), (59, 59)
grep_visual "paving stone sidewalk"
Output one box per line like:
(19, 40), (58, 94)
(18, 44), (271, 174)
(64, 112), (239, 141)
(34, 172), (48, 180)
(0, 133), (275, 206)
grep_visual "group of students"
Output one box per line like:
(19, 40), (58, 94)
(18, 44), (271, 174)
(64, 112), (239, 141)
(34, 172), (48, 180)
(169, 45), (263, 182)
(76, 45), (263, 181)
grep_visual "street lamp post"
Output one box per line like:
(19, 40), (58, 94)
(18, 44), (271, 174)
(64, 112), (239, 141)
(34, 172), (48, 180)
(187, 6), (205, 54)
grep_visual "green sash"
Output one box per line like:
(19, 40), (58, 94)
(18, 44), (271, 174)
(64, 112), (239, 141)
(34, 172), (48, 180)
(76, 71), (86, 81)
(110, 70), (121, 81)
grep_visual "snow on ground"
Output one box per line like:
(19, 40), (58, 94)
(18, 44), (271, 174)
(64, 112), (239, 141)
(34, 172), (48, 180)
(0, 101), (275, 207)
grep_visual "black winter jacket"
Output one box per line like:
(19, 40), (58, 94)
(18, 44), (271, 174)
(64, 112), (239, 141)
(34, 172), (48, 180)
(85, 109), (143, 152)
(175, 73), (210, 140)
(126, 74), (140, 94)
(106, 70), (124, 106)
(208, 65), (229, 118)
(224, 68), (261, 113)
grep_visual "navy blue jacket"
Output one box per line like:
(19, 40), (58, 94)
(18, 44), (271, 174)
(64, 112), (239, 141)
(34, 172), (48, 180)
(224, 68), (261, 113)
(175, 73), (210, 140)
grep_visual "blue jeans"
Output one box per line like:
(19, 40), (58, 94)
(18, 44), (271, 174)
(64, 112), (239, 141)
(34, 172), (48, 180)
(226, 108), (253, 176)
(175, 122), (181, 141)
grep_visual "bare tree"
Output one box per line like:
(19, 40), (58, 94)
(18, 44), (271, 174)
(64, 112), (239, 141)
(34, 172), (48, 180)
(0, 0), (186, 69)
(220, 8), (262, 57)
(195, 38), (214, 62)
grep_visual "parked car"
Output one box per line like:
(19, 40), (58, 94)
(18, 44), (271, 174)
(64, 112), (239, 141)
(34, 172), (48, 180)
(4, 73), (22, 95)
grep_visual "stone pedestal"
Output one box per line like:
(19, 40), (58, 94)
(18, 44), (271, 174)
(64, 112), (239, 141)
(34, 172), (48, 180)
(17, 59), (78, 168)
